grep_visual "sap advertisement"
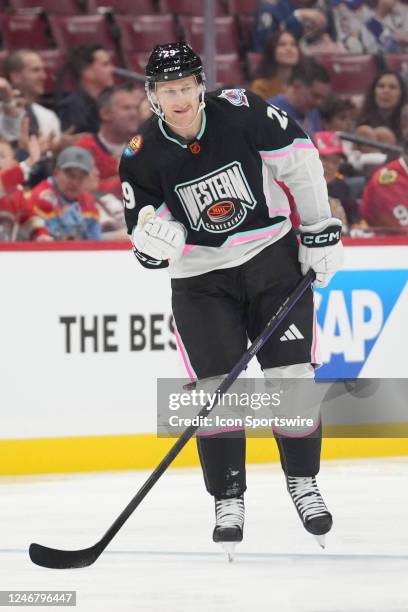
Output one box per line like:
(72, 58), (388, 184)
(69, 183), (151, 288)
(0, 242), (407, 438)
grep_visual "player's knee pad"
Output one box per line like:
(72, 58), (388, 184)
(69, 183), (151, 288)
(263, 363), (320, 437)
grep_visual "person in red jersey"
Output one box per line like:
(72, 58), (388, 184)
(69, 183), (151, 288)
(27, 146), (101, 240)
(361, 103), (408, 232)
(0, 137), (50, 241)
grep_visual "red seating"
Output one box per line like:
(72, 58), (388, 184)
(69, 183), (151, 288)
(37, 49), (69, 94)
(237, 14), (255, 50)
(116, 14), (178, 52)
(1, 13), (50, 49)
(246, 51), (261, 78)
(159, 0), (227, 15)
(179, 16), (240, 54)
(315, 54), (380, 96)
(87, 0), (156, 13)
(214, 53), (245, 87)
(228, 0), (257, 15)
(385, 54), (408, 75)
(126, 51), (151, 75)
(0, 51), (8, 76)
(9, 0), (80, 14)
(49, 14), (116, 50)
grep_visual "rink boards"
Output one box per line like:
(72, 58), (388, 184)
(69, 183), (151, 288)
(0, 238), (407, 474)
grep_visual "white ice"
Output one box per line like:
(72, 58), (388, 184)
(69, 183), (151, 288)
(1, 458), (407, 611)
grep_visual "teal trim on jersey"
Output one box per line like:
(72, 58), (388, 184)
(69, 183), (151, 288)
(258, 137), (313, 155)
(158, 111), (206, 148)
(156, 202), (167, 215)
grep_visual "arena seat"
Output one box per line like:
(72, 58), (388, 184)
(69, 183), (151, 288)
(246, 51), (262, 78)
(385, 54), (408, 76)
(9, 0), (81, 14)
(49, 14), (116, 50)
(159, 0), (228, 15)
(0, 13), (51, 49)
(215, 53), (245, 87)
(116, 14), (178, 52)
(237, 14), (255, 51)
(179, 16), (240, 54)
(87, 0), (156, 14)
(125, 51), (151, 75)
(36, 49), (69, 94)
(315, 54), (380, 96)
(228, 0), (257, 15)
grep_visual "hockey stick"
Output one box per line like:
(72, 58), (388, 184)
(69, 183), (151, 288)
(29, 269), (316, 569)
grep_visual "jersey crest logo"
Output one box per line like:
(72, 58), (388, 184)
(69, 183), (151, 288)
(218, 88), (249, 107)
(378, 168), (397, 185)
(124, 134), (143, 157)
(175, 161), (257, 233)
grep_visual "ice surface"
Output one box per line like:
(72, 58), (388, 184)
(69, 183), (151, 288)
(1, 458), (407, 611)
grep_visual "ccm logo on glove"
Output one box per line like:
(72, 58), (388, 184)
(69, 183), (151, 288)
(301, 226), (341, 247)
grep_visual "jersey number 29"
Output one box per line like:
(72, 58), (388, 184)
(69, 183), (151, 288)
(267, 104), (288, 130)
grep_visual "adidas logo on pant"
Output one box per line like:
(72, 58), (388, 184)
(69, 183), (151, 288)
(280, 324), (304, 342)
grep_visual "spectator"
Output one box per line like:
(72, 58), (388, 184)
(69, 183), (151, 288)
(57, 44), (115, 134)
(314, 131), (362, 231)
(27, 146), (101, 240)
(364, 0), (408, 54)
(357, 70), (407, 143)
(254, 0), (330, 53)
(320, 95), (355, 133)
(0, 77), (26, 143)
(268, 60), (331, 136)
(250, 31), (301, 101)
(360, 102), (408, 232)
(0, 136), (50, 240)
(76, 84), (143, 198)
(4, 50), (61, 141)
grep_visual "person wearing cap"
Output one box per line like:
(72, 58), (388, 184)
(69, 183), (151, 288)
(26, 146), (101, 240)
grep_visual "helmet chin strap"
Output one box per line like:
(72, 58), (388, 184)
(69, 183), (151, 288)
(147, 80), (206, 133)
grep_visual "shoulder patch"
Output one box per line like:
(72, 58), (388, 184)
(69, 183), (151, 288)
(378, 168), (398, 185)
(124, 134), (143, 157)
(218, 89), (249, 107)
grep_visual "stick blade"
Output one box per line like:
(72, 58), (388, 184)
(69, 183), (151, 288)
(29, 542), (101, 569)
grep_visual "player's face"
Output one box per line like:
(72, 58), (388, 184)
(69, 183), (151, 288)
(156, 76), (201, 127)
(374, 74), (402, 111)
(54, 168), (90, 201)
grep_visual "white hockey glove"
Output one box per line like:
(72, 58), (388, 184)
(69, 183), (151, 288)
(132, 205), (186, 265)
(298, 217), (344, 288)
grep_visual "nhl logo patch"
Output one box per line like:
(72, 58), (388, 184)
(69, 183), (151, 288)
(124, 134), (143, 157)
(218, 88), (249, 107)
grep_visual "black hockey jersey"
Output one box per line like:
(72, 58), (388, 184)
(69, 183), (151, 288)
(119, 88), (330, 278)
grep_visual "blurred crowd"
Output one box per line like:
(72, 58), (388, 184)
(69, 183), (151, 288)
(0, 0), (408, 242)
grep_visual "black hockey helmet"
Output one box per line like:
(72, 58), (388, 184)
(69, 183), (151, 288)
(145, 42), (203, 83)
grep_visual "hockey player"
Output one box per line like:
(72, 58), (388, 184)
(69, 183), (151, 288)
(119, 43), (343, 557)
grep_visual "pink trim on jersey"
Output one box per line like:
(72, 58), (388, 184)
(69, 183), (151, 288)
(157, 205), (170, 218)
(182, 244), (196, 256)
(311, 305), (318, 366)
(227, 226), (283, 247)
(268, 207), (290, 215)
(174, 324), (196, 381)
(260, 142), (315, 159)
(196, 425), (245, 437)
(272, 417), (321, 439)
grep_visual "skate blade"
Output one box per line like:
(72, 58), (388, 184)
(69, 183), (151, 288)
(314, 534), (326, 549)
(220, 542), (237, 563)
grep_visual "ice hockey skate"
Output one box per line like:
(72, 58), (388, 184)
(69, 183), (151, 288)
(213, 496), (244, 562)
(286, 476), (333, 548)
